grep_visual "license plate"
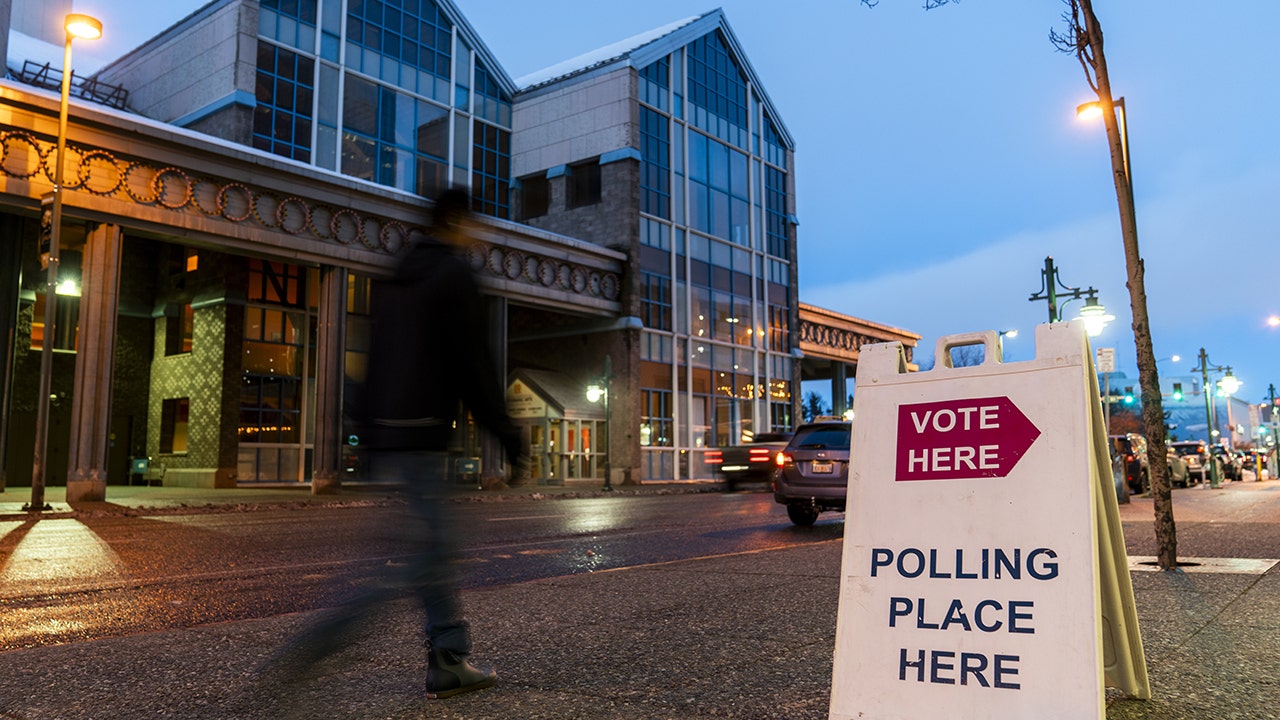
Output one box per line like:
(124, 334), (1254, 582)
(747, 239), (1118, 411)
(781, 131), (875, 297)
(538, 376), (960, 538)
(811, 460), (833, 474)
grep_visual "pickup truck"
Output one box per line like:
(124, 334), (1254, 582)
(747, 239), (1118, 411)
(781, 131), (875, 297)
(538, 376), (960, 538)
(705, 432), (794, 490)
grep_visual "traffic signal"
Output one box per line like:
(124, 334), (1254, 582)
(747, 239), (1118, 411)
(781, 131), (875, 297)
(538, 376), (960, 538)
(1172, 383), (1183, 401)
(1123, 386), (1135, 404)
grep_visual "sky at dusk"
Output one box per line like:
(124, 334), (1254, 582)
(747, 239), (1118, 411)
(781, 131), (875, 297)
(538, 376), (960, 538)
(71, 1), (1280, 407)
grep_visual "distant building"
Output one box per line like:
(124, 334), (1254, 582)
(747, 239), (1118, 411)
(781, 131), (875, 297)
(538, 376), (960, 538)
(1100, 371), (1262, 447)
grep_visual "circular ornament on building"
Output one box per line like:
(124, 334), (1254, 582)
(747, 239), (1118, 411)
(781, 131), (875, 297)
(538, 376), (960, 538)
(192, 178), (223, 215)
(76, 149), (123, 196)
(587, 271), (602, 296)
(330, 208), (361, 245)
(217, 182), (254, 222)
(360, 217), (381, 250)
(379, 221), (407, 253)
(0, 131), (45, 180)
(570, 267), (588, 293)
(308, 205), (335, 239)
(465, 243), (487, 271)
(487, 247), (505, 275)
(522, 255), (540, 283)
(503, 251), (524, 280)
(600, 273), (620, 300)
(537, 259), (556, 286)
(556, 263), (573, 290)
(123, 162), (160, 203)
(55, 146), (89, 190)
(276, 197), (310, 235)
(151, 167), (193, 210)
(253, 192), (282, 229)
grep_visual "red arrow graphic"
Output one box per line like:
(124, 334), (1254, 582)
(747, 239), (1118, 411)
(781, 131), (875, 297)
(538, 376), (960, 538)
(895, 396), (1040, 481)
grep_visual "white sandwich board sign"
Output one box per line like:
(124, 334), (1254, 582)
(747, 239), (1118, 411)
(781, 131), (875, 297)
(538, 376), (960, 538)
(829, 322), (1148, 720)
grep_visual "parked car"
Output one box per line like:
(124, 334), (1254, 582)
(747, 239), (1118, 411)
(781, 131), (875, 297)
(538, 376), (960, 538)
(704, 432), (793, 490)
(1212, 445), (1243, 481)
(1165, 448), (1191, 488)
(1169, 441), (1219, 485)
(772, 420), (851, 526)
(1109, 434), (1149, 494)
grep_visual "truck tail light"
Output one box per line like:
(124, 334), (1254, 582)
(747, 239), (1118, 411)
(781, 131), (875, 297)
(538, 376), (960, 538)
(749, 448), (771, 461)
(705, 450), (723, 465)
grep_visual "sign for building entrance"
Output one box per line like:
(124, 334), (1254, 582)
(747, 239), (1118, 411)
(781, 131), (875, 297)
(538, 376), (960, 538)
(829, 324), (1148, 720)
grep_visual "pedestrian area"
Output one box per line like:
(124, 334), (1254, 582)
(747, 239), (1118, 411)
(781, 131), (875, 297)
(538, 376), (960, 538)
(0, 481), (1278, 718)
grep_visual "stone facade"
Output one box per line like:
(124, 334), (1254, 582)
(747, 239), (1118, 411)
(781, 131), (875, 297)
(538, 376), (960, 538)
(95, 0), (257, 131)
(512, 67), (636, 177)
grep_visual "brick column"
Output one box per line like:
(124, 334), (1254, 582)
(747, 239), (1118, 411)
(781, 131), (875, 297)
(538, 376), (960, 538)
(66, 223), (122, 502)
(311, 265), (346, 494)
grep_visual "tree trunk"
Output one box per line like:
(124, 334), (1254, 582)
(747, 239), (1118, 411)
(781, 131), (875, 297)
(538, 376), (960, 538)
(1078, 0), (1177, 569)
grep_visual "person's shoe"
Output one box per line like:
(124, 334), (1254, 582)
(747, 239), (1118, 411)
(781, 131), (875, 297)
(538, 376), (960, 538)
(425, 648), (497, 699)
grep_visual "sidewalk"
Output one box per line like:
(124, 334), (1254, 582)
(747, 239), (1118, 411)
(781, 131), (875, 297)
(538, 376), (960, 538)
(0, 479), (718, 520)
(1, 483), (1278, 718)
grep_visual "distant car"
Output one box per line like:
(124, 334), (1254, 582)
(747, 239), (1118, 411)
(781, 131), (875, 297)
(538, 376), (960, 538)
(1165, 449), (1190, 488)
(1169, 441), (1219, 485)
(1109, 434), (1149, 494)
(1212, 446), (1242, 481)
(772, 421), (851, 526)
(705, 432), (793, 490)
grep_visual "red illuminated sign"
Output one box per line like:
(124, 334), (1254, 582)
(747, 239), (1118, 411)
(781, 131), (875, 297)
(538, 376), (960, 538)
(895, 396), (1040, 481)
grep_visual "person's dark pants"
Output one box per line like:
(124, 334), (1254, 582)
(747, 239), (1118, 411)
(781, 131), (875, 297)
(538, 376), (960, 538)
(272, 450), (470, 672)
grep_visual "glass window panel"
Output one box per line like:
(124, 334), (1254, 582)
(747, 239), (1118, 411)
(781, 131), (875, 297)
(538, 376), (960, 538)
(690, 185), (709, 234)
(711, 189), (729, 240)
(316, 125), (336, 169)
(317, 64), (339, 124)
(708, 139), (729, 191)
(730, 148), (748, 198)
(342, 132), (377, 180)
(689, 132), (708, 183)
(342, 74), (377, 135)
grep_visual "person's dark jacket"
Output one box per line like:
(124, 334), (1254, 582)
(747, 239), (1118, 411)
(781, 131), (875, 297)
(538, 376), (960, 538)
(362, 237), (519, 461)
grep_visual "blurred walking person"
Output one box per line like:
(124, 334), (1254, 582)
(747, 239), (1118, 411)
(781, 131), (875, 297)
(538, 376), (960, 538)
(267, 188), (524, 701)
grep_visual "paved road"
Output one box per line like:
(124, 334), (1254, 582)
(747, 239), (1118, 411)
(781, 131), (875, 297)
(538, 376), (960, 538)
(0, 491), (840, 650)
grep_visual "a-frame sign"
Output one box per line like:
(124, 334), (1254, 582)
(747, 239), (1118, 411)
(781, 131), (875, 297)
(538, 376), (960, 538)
(829, 322), (1148, 720)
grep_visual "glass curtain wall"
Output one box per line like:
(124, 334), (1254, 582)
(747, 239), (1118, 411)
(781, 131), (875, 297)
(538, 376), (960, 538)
(238, 259), (319, 482)
(638, 30), (794, 481)
(256, 0), (512, 218)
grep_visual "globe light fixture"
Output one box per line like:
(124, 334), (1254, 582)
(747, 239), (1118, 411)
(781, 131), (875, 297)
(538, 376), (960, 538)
(1077, 296), (1115, 337)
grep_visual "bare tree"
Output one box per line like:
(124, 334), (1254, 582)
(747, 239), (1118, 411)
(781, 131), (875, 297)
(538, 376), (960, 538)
(1048, 0), (1176, 570)
(861, 0), (1177, 569)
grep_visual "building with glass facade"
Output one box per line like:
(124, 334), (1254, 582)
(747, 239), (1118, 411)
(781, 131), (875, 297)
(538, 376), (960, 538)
(0, 0), (917, 495)
(507, 11), (800, 480)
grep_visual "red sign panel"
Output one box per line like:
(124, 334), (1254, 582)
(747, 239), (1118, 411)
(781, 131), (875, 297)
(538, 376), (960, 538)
(895, 396), (1040, 481)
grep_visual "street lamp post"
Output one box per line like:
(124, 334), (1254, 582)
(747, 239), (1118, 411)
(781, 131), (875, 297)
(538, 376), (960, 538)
(1192, 348), (1237, 489)
(1027, 256), (1115, 335)
(26, 14), (103, 512)
(1078, 93), (1179, 569)
(586, 354), (613, 491)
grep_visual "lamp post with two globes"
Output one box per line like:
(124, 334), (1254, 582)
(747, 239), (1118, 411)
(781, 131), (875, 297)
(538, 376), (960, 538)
(26, 14), (103, 512)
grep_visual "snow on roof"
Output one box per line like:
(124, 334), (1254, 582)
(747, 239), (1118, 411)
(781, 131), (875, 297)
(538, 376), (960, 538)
(514, 14), (703, 90)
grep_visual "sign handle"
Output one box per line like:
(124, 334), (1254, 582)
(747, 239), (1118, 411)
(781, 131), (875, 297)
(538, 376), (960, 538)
(934, 330), (1002, 369)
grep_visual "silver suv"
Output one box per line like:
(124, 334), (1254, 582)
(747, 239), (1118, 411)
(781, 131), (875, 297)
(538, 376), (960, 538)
(772, 421), (851, 526)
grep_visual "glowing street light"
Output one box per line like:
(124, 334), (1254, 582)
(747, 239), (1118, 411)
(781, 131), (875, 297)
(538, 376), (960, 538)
(585, 354), (613, 491)
(27, 13), (103, 512)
